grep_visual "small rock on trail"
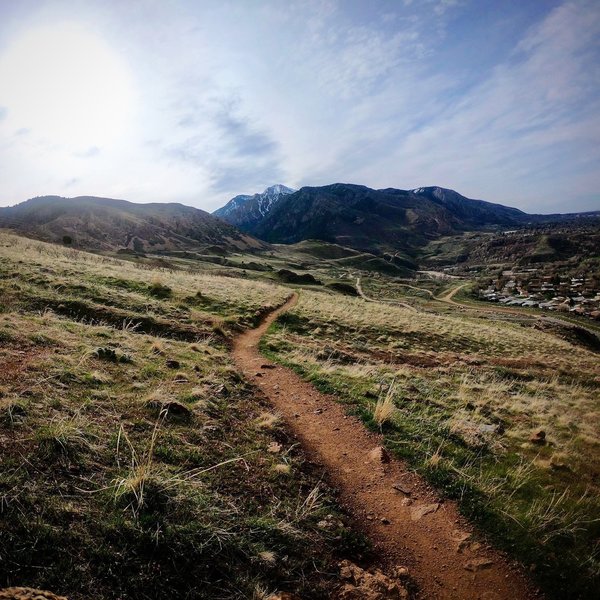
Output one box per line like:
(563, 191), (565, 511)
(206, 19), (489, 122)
(410, 503), (439, 521)
(338, 560), (409, 599)
(464, 558), (494, 572)
(391, 482), (412, 496)
(368, 445), (391, 464)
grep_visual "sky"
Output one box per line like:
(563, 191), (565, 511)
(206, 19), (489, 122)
(0, 0), (599, 214)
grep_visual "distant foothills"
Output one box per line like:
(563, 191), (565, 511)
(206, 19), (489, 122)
(0, 183), (598, 257)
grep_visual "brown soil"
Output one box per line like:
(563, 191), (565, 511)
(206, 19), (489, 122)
(232, 294), (540, 600)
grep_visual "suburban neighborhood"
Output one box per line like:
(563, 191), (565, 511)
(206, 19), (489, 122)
(478, 269), (600, 320)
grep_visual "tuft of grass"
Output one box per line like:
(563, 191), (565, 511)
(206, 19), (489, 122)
(112, 412), (166, 518)
(148, 277), (173, 299)
(149, 339), (165, 355)
(35, 416), (92, 460)
(255, 412), (281, 430)
(294, 485), (324, 522)
(372, 384), (397, 429)
(0, 396), (27, 427)
(272, 463), (291, 475)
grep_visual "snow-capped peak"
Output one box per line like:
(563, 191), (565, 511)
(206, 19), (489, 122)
(263, 184), (296, 196)
(256, 184), (296, 216)
(213, 184), (296, 223)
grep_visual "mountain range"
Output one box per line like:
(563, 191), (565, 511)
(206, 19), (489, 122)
(214, 183), (600, 257)
(0, 195), (263, 253)
(214, 183), (531, 256)
(1, 185), (597, 261)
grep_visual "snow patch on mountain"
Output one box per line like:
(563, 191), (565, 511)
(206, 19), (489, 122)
(216, 194), (253, 217)
(213, 184), (296, 227)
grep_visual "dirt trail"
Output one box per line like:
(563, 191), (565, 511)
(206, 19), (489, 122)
(232, 294), (538, 600)
(436, 283), (469, 304)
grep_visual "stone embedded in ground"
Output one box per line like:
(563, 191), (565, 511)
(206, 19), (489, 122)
(145, 399), (193, 420)
(392, 482), (412, 495)
(0, 589), (68, 600)
(267, 441), (283, 453)
(93, 347), (131, 363)
(453, 531), (472, 553)
(338, 560), (409, 599)
(464, 558), (494, 571)
(261, 364), (276, 369)
(550, 458), (571, 471)
(530, 430), (546, 445)
(0, 398), (26, 422)
(163, 400), (193, 419)
(368, 446), (391, 464)
(410, 503), (439, 521)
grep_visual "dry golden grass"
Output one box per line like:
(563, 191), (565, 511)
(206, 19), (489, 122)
(263, 287), (600, 593)
(372, 385), (397, 428)
(281, 290), (600, 458)
(0, 230), (289, 319)
(0, 232), (348, 598)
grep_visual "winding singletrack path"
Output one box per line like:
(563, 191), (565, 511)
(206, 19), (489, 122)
(232, 293), (538, 600)
(356, 277), (417, 312)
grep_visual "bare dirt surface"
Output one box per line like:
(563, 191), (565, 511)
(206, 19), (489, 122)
(232, 294), (539, 600)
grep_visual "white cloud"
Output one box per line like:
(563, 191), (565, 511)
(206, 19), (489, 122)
(0, 0), (597, 213)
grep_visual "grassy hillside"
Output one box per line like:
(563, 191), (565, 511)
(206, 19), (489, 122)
(420, 217), (600, 273)
(0, 196), (265, 254)
(262, 289), (600, 598)
(0, 232), (364, 599)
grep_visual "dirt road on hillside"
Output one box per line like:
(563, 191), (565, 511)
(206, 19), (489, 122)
(232, 294), (538, 600)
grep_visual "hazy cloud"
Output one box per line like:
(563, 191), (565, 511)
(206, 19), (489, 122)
(74, 146), (100, 158)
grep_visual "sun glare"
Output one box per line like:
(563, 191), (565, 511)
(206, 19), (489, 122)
(0, 23), (135, 149)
